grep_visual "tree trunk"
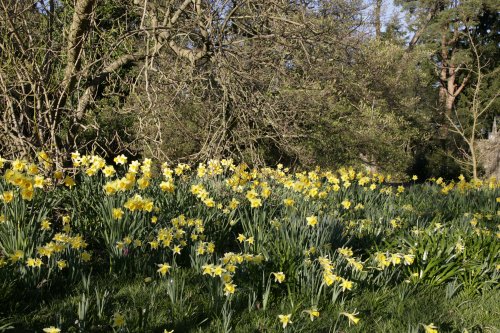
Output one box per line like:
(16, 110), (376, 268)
(374, 0), (382, 39)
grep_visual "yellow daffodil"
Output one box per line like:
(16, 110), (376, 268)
(337, 247), (353, 257)
(403, 254), (415, 265)
(306, 215), (318, 227)
(114, 154), (128, 165)
(81, 251), (92, 262)
(341, 200), (351, 209)
(422, 323), (439, 333)
(64, 176), (76, 188)
(157, 263), (171, 276)
(340, 311), (360, 326)
(202, 264), (214, 276)
(340, 278), (353, 291)
(112, 312), (126, 328)
(224, 282), (236, 296)
(304, 309), (320, 321)
(102, 165), (116, 177)
(249, 197), (262, 208)
(26, 258), (42, 268)
(57, 260), (67, 270)
(9, 250), (24, 263)
(41, 219), (51, 231)
(1, 191), (14, 203)
(112, 208), (124, 220)
(172, 245), (181, 255)
(278, 314), (292, 329)
(228, 198), (240, 210)
(213, 265), (226, 277)
(272, 272), (286, 283)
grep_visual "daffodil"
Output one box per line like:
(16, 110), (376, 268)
(228, 198), (240, 210)
(341, 200), (352, 209)
(9, 250), (24, 263)
(41, 219), (52, 231)
(224, 282), (236, 296)
(62, 215), (71, 225)
(57, 260), (67, 270)
(337, 247), (353, 257)
(157, 263), (171, 276)
(212, 265), (226, 277)
(403, 254), (415, 265)
(304, 308), (320, 321)
(172, 245), (181, 255)
(1, 191), (14, 203)
(278, 314), (292, 328)
(20, 187), (34, 201)
(102, 165), (116, 177)
(26, 258), (43, 268)
(64, 176), (76, 188)
(272, 272), (285, 283)
(12, 159), (26, 171)
(306, 215), (318, 227)
(112, 208), (124, 220)
(340, 278), (353, 291)
(114, 154), (128, 165)
(112, 312), (126, 328)
(202, 264), (214, 276)
(81, 251), (92, 262)
(340, 311), (360, 326)
(422, 323), (439, 333)
(43, 327), (61, 333)
(249, 197), (262, 208)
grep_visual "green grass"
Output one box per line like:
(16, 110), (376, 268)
(4, 277), (499, 332)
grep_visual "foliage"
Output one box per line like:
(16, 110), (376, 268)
(0, 154), (498, 332)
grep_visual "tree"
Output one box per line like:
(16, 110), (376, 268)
(0, 0), (143, 165)
(373, 0), (383, 38)
(446, 25), (500, 179)
(398, 0), (475, 118)
(397, 0), (500, 177)
(125, 0), (372, 165)
(1, 0), (366, 166)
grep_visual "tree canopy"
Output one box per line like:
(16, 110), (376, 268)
(0, 0), (498, 178)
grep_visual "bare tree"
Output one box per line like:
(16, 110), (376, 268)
(126, 0), (367, 165)
(446, 27), (500, 179)
(0, 0), (145, 165)
(0, 0), (384, 169)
